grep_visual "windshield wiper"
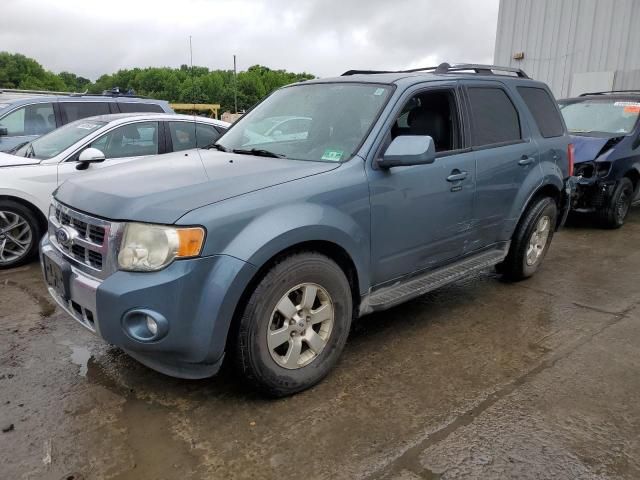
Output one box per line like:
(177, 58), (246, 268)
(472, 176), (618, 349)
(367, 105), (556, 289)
(7, 141), (29, 154)
(24, 143), (35, 158)
(204, 142), (228, 152)
(232, 148), (286, 158)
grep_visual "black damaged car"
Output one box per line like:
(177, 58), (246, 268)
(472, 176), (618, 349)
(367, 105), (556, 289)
(558, 91), (640, 228)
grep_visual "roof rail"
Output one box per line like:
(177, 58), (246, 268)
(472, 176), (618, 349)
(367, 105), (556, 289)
(101, 87), (142, 98)
(579, 90), (640, 96)
(0, 88), (89, 97)
(341, 62), (530, 79)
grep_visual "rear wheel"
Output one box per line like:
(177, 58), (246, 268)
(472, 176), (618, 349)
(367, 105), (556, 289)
(233, 252), (352, 397)
(0, 200), (41, 269)
(501, 197), (557, 281)
(597, 177), (633, 229)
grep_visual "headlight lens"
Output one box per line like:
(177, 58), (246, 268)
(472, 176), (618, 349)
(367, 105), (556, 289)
(117, 223), (205, 272)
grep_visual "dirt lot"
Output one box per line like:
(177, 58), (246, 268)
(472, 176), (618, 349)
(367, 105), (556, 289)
(1, 210), (640, 480)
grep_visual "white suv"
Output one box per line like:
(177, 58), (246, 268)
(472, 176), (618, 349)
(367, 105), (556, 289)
(0, 113), (229, 268)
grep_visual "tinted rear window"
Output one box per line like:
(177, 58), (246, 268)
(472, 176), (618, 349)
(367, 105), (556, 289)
(118, 102), (165, 113)
(517, 87), (564, 138)
(467, 87), (521, 147)
(60, 102), (110, 122)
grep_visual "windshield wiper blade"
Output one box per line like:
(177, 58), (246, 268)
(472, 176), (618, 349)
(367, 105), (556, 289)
(205, 142), (228, 151)
(7, 141), (29, 154)
(232, 148), (286, 158)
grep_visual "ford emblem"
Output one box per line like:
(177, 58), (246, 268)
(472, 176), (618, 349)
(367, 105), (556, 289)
(55, 226), (74, 246)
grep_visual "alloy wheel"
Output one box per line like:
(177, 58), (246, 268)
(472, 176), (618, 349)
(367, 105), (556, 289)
(525, 215), (550, 266)
(267, 283), (335, 369)
(0, 210), (33, 266)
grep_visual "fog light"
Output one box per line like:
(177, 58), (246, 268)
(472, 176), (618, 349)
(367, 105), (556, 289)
(146, 316), (158, 335)
(121, 309), (169, 342)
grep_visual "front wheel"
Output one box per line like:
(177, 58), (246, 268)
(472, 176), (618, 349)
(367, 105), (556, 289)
(598, 177), (633, 229)
(0, 200), (41, 269)
(233, 252), (353, 397)
(500, 197), (557, 281)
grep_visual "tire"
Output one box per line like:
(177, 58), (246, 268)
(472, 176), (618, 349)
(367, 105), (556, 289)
(0, 200), (42, 269)
(597, 177), (633, 229)
(501, 197), (557, 281)
(233, 252), (353, 397)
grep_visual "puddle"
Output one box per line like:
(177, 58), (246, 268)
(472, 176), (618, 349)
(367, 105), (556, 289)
(58, 340), (92, 377)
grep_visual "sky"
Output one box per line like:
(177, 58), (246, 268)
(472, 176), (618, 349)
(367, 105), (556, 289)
(0, 0), (500, 79)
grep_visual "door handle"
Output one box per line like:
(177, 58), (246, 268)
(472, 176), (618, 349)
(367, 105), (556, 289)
(446, 170), (468, 182)
(518, 155), (534, 166)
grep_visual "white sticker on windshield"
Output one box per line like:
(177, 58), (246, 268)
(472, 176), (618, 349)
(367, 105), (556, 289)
(77, 123), (100, 130)
(374, 88), (385, 96)
(614, 101), (640, 107)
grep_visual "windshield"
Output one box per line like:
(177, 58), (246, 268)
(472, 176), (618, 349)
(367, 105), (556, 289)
(14, 119), (106, 160)
(559, 99), (640, 135)
(217, 83), (392, 162)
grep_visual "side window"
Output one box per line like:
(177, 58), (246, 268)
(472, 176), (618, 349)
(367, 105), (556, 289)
(517, 87), (565, 138)
(118, 102), (165, 113)
(61, 102), (110, 123)
(467, 87), (521, 147)
(90, 121), (159, 159)
(195, 124), (222, 147)
(0, 103), (56, 136)
(390, 89), (460, 152)
(169, 122), (197, 151)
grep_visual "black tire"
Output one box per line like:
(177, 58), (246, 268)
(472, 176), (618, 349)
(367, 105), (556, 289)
(0, 200), (42, 270)
(597, 177), (633, 229)
(501, 197), (557, 281)
(233, 252), (353, 397)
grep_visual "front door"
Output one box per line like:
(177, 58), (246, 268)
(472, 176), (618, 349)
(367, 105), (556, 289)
(367, 84), (476, 286)
(57, 120), (161, 184)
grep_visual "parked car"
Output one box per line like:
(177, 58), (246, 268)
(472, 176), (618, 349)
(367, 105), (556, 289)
(558, 91), (640, 227)
(0, 113), (229, 268)
(0, 88), (174, 152)
(40, 63), (573, 396)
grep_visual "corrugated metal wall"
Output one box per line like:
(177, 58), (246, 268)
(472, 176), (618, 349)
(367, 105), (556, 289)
(494, 0), (640, 97)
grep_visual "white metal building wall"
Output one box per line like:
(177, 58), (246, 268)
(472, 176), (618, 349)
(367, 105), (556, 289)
(494, 0), (640, 98)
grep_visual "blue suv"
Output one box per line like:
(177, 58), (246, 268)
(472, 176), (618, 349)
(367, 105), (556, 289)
(558, 91), (640, 227)
(0, 88), (173, 152)
(40, 64), (573, 396)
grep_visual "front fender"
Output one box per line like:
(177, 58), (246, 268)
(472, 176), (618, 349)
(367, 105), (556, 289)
(0, 187), (50, 217)
(222, 203), (370, 295)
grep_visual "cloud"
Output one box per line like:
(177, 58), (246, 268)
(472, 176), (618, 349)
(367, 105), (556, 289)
(0, 0), (499, 79)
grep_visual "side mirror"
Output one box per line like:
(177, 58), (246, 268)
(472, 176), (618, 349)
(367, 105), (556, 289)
(0, 127), (8, 136)
(76, 147), (106, 170)
(377, 135), (436, 169)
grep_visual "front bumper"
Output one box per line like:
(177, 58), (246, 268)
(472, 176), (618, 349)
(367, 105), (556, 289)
(571, 176), (616, 212)
(41, 235), (257, 379)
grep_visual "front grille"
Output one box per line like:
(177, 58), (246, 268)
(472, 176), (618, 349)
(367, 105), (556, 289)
(49, 202), (114, 275)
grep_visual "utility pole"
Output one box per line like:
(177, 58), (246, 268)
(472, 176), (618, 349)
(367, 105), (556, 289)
(233, 54), (238, 114)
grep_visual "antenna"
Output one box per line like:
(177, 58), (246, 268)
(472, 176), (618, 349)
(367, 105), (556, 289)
(233, 54), (238, 114)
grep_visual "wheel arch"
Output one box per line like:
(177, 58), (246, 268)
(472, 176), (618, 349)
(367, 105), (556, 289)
(0, 194), (48, 234)
(224, 239), (362, 353)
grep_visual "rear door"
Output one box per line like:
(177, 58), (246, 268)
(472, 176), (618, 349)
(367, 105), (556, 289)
(461, 81), (539, 251)
(59, 101), (111, 125)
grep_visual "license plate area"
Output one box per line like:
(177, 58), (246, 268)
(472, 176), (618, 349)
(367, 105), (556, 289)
(43, 252), (71, 301)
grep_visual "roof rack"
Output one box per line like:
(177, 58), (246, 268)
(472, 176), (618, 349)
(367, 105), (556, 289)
(0, 88), (89, 97)
(579, 90), (640, 96)
(101, 87), (141, 98)
(341, 62), (530, 79)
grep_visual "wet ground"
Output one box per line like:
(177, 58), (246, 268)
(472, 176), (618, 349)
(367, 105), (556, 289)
(2, 210), (640, 480)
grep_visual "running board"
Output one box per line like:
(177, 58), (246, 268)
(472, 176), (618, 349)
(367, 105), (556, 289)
(359, 244), (509, 315)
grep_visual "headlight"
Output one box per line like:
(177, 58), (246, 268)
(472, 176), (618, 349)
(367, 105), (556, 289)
(117, 223), (205, 272)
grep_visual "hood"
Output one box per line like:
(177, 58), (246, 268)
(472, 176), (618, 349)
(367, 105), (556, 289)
(570, 134), (624, 164)
(54, 149), (340, 223)
(0, 151), (40, 168)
